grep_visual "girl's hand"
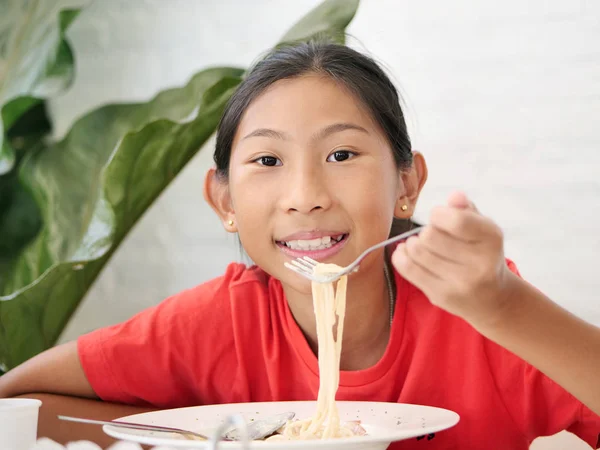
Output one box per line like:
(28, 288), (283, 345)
(391, 191), (519, 330)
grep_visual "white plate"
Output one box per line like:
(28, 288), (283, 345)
(104, 401), (459, 450)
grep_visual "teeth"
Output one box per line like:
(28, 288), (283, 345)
(283, 235), (342, 251)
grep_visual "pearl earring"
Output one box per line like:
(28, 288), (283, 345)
(227, 220), (234, 226)
(401, 205), (408, 211)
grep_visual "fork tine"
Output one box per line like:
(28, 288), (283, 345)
(287, 261), (311, 273)
(284, 262), (317, 281)
(293, 259), (317, 271)
(302, 256), (319, 267)
(284, 262), (304, 273)
(284, 261), (338, 283)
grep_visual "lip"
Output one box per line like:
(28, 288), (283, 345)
(276, 230), (346, 241)
(277, 234), (349, 261)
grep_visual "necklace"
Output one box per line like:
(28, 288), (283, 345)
(383, 262), (396, 326)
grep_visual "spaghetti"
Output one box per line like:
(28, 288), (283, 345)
(268, 263), (365, 440)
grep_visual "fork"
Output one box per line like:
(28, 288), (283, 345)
(284, 226), (423, 283)
(58, 411), (295, 442)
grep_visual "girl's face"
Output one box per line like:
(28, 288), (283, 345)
(211, 75), (423, 293)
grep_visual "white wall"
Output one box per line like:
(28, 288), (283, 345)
(49, 1), (600, 448)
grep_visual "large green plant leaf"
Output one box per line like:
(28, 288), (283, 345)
(0, 0), (359, 371)
(0, 68), (244, 370)
(0, 166), (43, 287)
(0, 102), (51, 289)
(0, 1), (82, 174)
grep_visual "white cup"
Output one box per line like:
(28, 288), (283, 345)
(0, 398), (42, 450)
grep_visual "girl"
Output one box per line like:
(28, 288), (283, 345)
(2, 42), (600, 450)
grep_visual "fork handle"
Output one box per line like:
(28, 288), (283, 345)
(354, 226), (424, 267)
(382, 226), (424, 248)
(57, 415), (208, 440)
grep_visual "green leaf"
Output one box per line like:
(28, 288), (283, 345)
(0, 102), (51, 291)
(0, 1), (83, 174)
(279, 0), (359, 45)
(0, 140), (15, 174)
(0, 68), (244, 368)
(0, 169), (43, 287)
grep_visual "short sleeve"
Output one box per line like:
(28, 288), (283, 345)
(569, 406), (600, 448)
(484, 258), (600, 446)
(77, 263), (249, 408)
(485, 342), (600, 447)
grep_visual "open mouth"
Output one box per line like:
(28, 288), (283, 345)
(276, 234), (349, 251)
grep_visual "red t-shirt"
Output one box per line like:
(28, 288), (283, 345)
(78, 262), (600, 449)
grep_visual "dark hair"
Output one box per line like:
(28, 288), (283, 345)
(214, 41), (413, 178)
(214, 41), (418, 235)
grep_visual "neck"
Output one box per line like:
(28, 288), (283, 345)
(283, 260), (392, 371)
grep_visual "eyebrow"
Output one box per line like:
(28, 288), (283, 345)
(312, 122), (369, 141)
(242, 128), (290, 140)
(241, 122), (369, 142)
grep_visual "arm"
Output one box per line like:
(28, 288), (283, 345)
(0, 341), (155, 445)
(0, 341), (95, 399)
(477, 273), (600, 416)
(392, 191), (600, 417)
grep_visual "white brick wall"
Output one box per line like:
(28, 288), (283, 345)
(49, 1), (600, 448)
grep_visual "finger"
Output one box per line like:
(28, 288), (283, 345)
(429, 206), (497, 242)
(418, 225), (469, 264)
(392, 242), (443, 293)
(404, 235), (462, 280)
(447, 191), (480, 214)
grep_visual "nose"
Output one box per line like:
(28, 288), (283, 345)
(280, 163), (333, 214)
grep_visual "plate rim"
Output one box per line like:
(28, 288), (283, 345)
(103, 400), (460, 448)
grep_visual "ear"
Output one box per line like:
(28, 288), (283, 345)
(394, 151), (428, 218)
(203, 168), (237, 233)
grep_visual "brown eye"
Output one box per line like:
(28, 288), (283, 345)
(327, 150), (354, 162)
(256, 156), (281, 166)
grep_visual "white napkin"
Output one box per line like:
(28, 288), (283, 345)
(32, 438), (178, 450)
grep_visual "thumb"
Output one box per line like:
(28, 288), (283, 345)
(447, 191), (479, 213)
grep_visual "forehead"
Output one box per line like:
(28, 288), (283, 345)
(234, 74), (380, 140)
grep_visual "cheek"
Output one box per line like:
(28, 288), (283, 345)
(228, 173), (277, 252)
(342, 165), (398, 220)
(234, 204), (275, 267)
(229, 167), (275, 214)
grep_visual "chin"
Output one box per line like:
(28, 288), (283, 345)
(253, 260), (312, 293)
(282, 273), (314, 295)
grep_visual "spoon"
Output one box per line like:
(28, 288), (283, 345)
(58, 411), (295, 441)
